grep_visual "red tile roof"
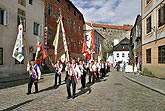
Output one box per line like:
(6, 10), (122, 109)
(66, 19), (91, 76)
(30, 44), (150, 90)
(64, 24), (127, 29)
(86, 22), (133, 31)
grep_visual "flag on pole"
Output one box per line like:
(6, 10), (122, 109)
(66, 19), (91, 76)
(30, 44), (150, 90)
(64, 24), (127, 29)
(82, 35), (87, 53)
(98, 44), (102, 62)
(12, 22), (24, 62)
(35, 41), (47, 64)
(53, 21), (60, 55)
(60, 17), (70, 62)
(91, 29), (95, 53)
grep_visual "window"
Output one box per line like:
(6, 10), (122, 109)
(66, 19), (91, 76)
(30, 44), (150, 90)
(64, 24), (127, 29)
(18, 8), (26, 31)
(0, 48), (3, 65)
(158, 5), (165, 27)
(117, 53), (119, 58)
(146, 48), (151, 63)
(56, 9), (60, 20)
(18, 0), (26, 7)
(68, 4), (70, 11)
(0, 9), (8, 25)
(122, 53), (125, 57)
(67, 17), (70, 27)
(146, 0), (151, 5)
(18, 16), (26, 32)
(74, 10), (76, 16)
(33, 22), (39, 35)
(48, 4), (52, 16)
(67, 37), (71, 51)
(158, 45), (165, 63)
(79, 15), (81, 21)
(29, 0), (32, 5)
(47, 28), (53, 46)
(73, 22), (76, 32)
(146, 16), (152, 34)
(74, 40), (77, 48)
(78, 26), (81, 32)
(95, 47), (97, 54)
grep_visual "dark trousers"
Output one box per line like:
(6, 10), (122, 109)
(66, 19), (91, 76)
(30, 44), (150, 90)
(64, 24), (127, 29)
(66, 76), (76, 97)
(28, 76), (38, 93)
(101, 68), (105, 78)
(55, 72), (61, 86)
(96, 68), (100, 80)
(81, 73), (86, 88)
(89, 71), (95, 83)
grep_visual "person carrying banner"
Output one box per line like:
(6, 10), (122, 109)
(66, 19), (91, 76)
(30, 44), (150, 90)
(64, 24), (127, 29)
(52, 60), (63, 86)
(26, 59), (41, 95)
(66, 58), (82, 99)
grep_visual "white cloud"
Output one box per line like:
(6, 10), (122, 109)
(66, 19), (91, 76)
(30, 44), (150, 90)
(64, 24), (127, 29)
(71, 0), (141, 25)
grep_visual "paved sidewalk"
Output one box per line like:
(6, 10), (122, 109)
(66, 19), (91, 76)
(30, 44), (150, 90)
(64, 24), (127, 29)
(123, 72), (165, 95)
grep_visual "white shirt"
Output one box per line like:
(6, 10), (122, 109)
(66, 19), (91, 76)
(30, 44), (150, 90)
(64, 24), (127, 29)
(69, 64), (82, 77)
(90, 64), (97, 72)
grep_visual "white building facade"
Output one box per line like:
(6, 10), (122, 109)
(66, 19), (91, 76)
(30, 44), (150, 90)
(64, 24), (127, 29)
(0, 0), (45, 77)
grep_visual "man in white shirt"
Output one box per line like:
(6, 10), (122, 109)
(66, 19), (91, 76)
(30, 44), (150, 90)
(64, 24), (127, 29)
(52, 60), (63, 86)
(66, 58), (81, 99)
(26, 59), (41, 95)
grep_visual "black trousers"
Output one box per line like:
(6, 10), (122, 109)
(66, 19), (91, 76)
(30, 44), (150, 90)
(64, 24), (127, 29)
(89, 71), (95, 83)
(55, 72), (61, 86)
(101, 68), (105, 78)
(28, 76), (38, 93)
(96, 68), (100, 80)
(81, 73), (86, 88)
(66, 76), (76, 97)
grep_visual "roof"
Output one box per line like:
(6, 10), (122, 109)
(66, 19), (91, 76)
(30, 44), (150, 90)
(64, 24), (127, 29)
(85, 22), (133, 31)
(109, 38), (130, 53)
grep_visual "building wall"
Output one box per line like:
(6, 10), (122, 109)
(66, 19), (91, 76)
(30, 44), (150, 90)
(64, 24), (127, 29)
(142, 0), (165, 78)
(0, 0), (45, 77)
(45, 0), (85, 63)
(142, 38), (165, 78)
(113, 51), (129, 65)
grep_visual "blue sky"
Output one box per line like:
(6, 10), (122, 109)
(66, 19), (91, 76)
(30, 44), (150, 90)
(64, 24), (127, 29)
(71, 0), (141, 25)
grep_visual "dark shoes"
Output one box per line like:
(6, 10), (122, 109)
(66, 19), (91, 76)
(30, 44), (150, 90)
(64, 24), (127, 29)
(26, 93), (31, 95)
(66, 96), (72, 99)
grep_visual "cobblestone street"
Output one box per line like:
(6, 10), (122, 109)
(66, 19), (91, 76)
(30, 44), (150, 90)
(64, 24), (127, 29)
(0, 70), (164, 111)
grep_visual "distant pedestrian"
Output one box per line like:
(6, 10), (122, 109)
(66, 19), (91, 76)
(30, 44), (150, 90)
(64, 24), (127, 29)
(100, 60), (106, 78)
(66, 58), (81, 99)
(26, 59), (41, 95)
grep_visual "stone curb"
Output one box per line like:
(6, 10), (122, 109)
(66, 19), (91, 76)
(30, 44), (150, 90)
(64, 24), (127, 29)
(123, 73), (165, 96)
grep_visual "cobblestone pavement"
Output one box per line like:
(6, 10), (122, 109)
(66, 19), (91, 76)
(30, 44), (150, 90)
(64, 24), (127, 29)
(0, 70), (165, 111)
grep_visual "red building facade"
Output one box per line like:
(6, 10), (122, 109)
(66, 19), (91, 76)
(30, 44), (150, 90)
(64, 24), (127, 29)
(45, 0), (85, 64)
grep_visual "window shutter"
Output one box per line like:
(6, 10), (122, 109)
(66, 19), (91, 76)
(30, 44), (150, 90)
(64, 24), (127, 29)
(3, 10), (9, 25)
(39, 24), (44, 36)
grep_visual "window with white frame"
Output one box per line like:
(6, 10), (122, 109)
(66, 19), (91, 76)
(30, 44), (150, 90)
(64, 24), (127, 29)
(146, 15), (152, 34)
(117, 53), (119, 58)
(33, 22), (39, 35)
(122, 53), (125, 57)
(146, 0), (151, 5)
(158, 4), (165, 27)
(48, 4), (52, 16)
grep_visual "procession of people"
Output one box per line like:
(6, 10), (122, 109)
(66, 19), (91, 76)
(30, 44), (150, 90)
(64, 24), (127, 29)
(26, 56), (111, 99)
